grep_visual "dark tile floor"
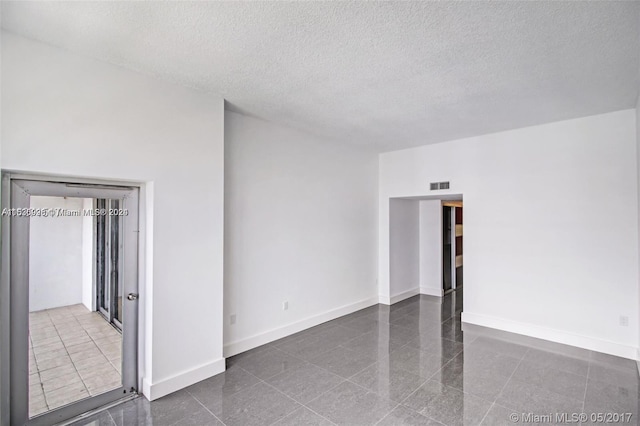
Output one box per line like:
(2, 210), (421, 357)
(71, 290), (640, 426)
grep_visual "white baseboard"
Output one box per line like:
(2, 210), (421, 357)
(420, 286), (443, 297)
(379, 288), (420, 305)
(378, 295), (391, 305)
(462, 312), (637, 360)
(142, 357), (226, 401)
(224, 296), (378, 357)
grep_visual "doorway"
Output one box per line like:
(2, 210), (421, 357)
(442, 201), (463, 294)
(1, 176), (139, 426)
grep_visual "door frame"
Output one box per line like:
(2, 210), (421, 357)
(442, 200), (463, 293)
(1, 173), (140, 426)
(450, 206), (457, 291)
(442, 205), (453, 294)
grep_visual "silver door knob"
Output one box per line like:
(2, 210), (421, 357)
(127, 293), (139, 301)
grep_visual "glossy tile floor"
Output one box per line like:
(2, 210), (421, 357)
(72, 290), (639, 425)
(29, 304), (122, 417)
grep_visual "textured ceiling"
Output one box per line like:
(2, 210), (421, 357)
(2, 1), (639, 151)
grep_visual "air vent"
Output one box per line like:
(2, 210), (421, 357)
(430, 181), (451, 191)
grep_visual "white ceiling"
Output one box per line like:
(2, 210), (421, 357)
(2, 1), (639, 152)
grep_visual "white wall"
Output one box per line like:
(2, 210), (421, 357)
(380, 110), (639, 359)
(29, 196), (84, 312)
(2, 32), (225, 400)
(389, 199), (420, 302)
(223, 111), (378, 355)
(419, 200), (443, 297)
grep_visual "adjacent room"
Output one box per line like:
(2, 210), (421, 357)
(1, 1), (640, 425)
(28, 196), (123, 418)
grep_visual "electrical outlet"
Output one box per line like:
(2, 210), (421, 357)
(230, 314), (236, 325)
(283, 301), (288, 311)
(620, 315), (629, 327)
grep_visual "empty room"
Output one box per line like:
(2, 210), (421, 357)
(1, 1), (639, 425)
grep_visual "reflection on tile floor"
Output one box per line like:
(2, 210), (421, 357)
(73, 290), (640, 425)
(29, 304), (122, 417)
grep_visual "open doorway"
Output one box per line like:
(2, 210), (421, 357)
(442, 201), (463, 294)
(2, 176), (139, 426)
(387, 195), (463, 302)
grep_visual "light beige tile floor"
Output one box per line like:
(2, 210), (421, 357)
(28, 304), (122, 418)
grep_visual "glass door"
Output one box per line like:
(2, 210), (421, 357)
(2, 176), (139, 426)
(96, 198), (124, 331)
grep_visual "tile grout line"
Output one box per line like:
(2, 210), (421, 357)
(371, 402), (401, 426)
(389, 350), (458, 425)
(31, 310), (62, 410)
(581, 360), (591, 416)
(504, 351), (590, 408)
(184, 388), (228, 426)
(298, 405), (338, 426)
(292, 374), (347, 403)
(267, 339), (379, 387)
(78, 310), (119, 396)
(39, 309), (87, 409)
(51, 309), (93, 400)
(478, 402), (496, 426)
(231, 362), (338, 426)
(259, 381), (338, 426)
(188, 363), (290, 425)
(65, 309), (113, 397)
(30, 314), (57, 415)
(274, 327), (372, 363)
(85, 312), (123, 384)
(29, 325), (50, 415)
(483, 345), (529, 419)
(245, 351), (369, 424)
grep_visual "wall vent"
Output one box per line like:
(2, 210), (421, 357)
(430, 181), (450, 191)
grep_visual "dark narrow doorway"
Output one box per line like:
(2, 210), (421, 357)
(442, 206), (452, 293)
(443, 201), (463, 293)
(455, 206), (463, 288)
